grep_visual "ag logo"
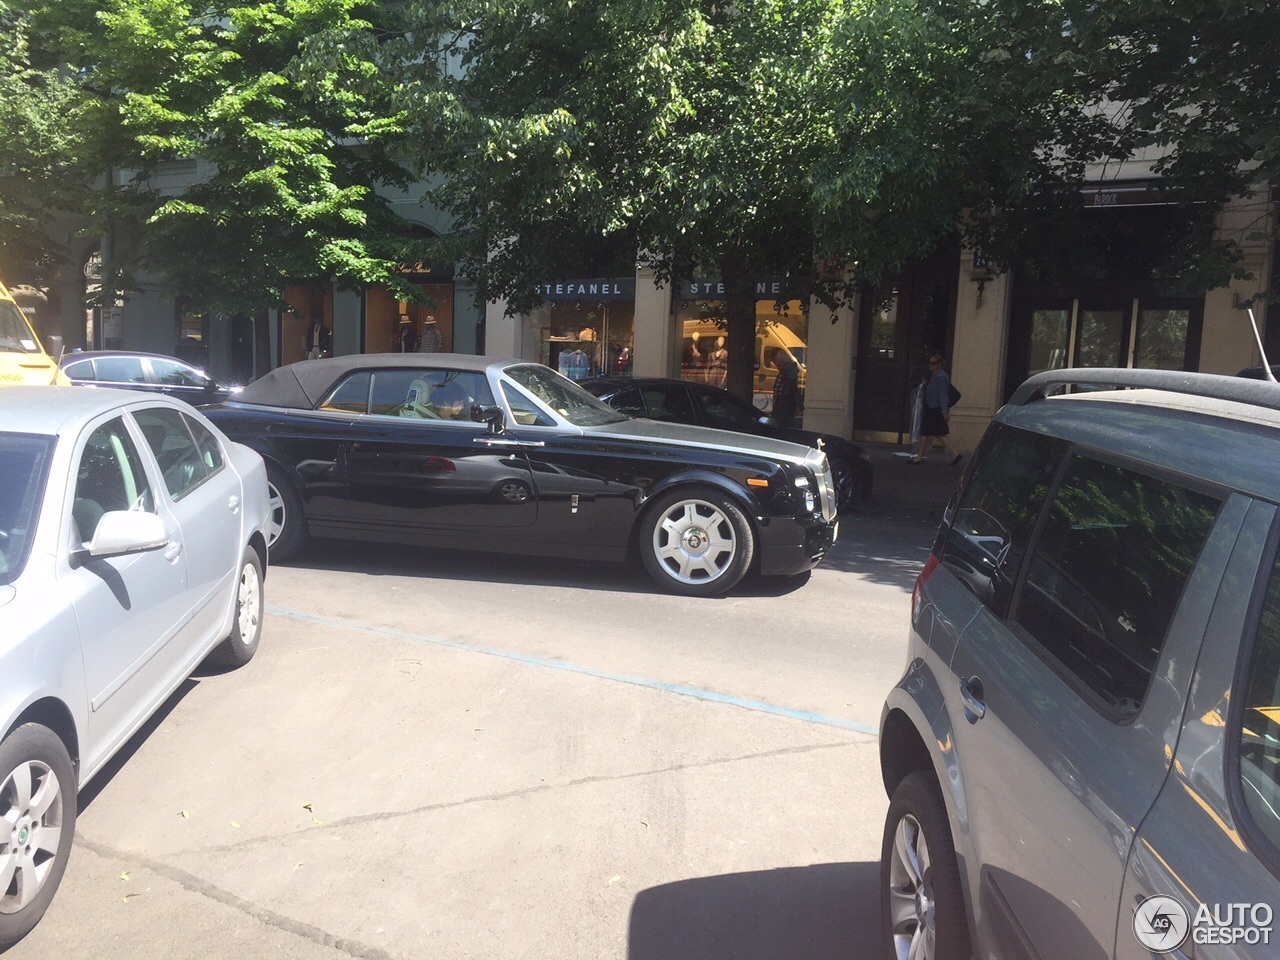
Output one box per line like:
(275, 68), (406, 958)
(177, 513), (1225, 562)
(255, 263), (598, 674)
(1134, 895), (1190, 952)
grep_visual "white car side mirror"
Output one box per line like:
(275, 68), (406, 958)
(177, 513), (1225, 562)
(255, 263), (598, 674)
(87, 511), (169, 558)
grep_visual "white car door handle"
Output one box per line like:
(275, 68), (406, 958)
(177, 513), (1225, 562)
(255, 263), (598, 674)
(164, 541), (183, 563)
(228, 495), (240, 513)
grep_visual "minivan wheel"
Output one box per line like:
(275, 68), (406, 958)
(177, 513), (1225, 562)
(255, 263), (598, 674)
(265, 465), (306, 561)
(0, 724), (76, 950)
(205, 546), (264, 669)
(640, 488), (755, 596)
(881, 771), (971, 960)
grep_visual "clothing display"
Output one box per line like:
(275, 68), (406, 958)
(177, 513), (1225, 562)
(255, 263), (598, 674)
(419, 320), (443, 353)
(558, 347), (592, 381)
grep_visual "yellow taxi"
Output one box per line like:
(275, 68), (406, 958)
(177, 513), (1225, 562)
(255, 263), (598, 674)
(0, 278), (68, 385)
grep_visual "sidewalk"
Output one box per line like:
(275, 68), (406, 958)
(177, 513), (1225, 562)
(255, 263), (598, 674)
(856, 440), (966, 523)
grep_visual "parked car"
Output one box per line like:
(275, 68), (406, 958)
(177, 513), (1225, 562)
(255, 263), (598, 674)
(581, 376), (872, 510)
(0, 386), (270, 947)
(59, 351), (241, 405)
(879, 368), (1280, 960)
(0, 278), (68, 386)
(202, 354), (838, 596)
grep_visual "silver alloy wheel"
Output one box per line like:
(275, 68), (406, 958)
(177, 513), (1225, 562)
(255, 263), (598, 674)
(0, 761), (64, 914)
(650, 498), (737, 584)
(237, 559), (261, 641)
(888, 812), (935, 960)
(266, 481), (286, 547)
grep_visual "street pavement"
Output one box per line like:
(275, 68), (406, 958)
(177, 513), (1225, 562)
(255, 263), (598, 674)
(11, 443), (962, 960)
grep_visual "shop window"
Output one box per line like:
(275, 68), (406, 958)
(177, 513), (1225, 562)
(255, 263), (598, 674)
(1076, 309), (1126, 368)
(540, 299), (634, 382)
(1135, 308), (1189, 370)
(1028, 309), (1071, 377)
(365, 283), (454, 357)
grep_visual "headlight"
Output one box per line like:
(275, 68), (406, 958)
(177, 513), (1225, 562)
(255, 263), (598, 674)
(794, 477), (817, 512)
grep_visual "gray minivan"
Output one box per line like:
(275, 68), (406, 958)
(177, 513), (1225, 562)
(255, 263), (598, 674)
(880, 368), (1280, 960)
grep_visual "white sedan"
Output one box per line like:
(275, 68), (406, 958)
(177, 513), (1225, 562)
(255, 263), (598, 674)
(0, 386), (271, 947)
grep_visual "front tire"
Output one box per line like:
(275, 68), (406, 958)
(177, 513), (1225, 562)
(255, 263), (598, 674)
(0, 724), (76, 950)
(881, 771), (971, 960)
(206, 546), (264, 669)
(640, 487), (754, 596)
(265, 465), (307, 561)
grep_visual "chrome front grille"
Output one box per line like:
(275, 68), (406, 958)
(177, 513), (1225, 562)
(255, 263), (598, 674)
(807, 450), (837, 521)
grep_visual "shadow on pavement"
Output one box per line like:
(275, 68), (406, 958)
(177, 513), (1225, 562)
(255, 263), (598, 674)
(817, 532), (933, 593)
(278, 540), (814, 599)
(628, 861), (880, 960)
(78, 678), (200, 812)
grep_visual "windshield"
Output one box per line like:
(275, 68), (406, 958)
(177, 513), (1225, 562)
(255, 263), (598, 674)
(789, 347), (807, 367)
(504, 364), (629, 427)
(0, 434), (55, 585)
(0, 300), (40, 355)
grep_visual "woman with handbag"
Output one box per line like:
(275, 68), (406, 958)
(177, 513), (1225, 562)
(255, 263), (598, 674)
(912, 353), (964, 465)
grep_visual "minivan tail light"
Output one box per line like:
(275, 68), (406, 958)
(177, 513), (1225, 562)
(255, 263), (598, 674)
(913, 552), (941, 622)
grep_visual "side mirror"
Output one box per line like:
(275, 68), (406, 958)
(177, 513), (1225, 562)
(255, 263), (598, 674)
(470, 403), (506, 434)
(46, 335), (65, 364)
(85, 511), (169, 558)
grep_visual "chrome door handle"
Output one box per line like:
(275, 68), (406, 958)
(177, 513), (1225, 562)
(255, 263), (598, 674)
(164, 541), (183, 563)
(960, 676), (986, 722)
(228, 495), (240, 513)
(473, 437), (546, 448)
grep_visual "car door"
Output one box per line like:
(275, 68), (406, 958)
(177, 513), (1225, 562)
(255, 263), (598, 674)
(637, 382), (696, 424)
(60, 413), (191, 770)
(1115, 498), (1280, 960)
(132, 405), (241, 642)
(89, 354), (152, 394)
(943, 442), (1235, 960)
(343, 368), (538, 533)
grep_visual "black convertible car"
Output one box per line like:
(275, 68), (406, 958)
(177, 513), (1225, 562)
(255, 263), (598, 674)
(203, 354), (838, 595)
(581, 376), (872, 510)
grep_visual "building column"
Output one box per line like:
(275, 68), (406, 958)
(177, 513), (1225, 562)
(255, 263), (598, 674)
(632, 266), (674, 377)
(949, 253), (1011, 452)
(484, 299), (543, 359)
(802, 295), (858, 439)
(453, 277), (480, 354)
(332, 286), (362, 356)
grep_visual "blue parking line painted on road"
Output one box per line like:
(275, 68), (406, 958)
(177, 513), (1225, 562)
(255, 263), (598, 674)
(267, 605), (880, 737)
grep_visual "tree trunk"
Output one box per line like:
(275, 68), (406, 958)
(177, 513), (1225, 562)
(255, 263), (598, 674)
(720, 254), (757, 403)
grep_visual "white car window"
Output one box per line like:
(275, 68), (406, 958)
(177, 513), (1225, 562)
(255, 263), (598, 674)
(132, 407), (211, 500)
(73, 418), (155, 542)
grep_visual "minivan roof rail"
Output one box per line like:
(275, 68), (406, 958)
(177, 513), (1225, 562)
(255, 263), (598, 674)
(1009, 367), (1280, 413)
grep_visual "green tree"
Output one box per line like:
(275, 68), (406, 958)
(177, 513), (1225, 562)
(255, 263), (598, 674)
(18, 0), (424, 315)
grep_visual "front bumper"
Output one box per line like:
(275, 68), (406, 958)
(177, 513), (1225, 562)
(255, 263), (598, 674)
(757, 512), (838, 576)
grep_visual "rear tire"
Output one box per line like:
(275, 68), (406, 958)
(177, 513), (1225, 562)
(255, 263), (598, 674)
(206, 546), (264, 669)
(265, 465), (306, 561)
(880, 771), (971, 960)
(0, 724), (76, 950)
(640, 487), (754, 596)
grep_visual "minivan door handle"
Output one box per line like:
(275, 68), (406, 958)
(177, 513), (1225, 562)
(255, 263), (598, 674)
(960, 676), (986, 722)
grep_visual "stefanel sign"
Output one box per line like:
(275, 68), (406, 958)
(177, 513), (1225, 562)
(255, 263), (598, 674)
(676, 278), (793, 301)
(534, 278), (635, 300)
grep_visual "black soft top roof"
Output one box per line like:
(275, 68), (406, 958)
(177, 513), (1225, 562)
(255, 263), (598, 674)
(236, 353), (518, 408)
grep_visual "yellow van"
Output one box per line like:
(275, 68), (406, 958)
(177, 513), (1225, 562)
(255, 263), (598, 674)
(0, 279), (68, 385)
(680, 317), (806, 409)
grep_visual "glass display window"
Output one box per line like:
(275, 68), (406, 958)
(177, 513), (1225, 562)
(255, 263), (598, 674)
(281, 284), (332, 365)
(674, 298), (808, 423)
(541, 300), (634, 381)
(365, 283), (455, 356)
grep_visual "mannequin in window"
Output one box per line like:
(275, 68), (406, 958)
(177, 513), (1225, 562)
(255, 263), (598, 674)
(419, 315), (443, 353)
(708, 336), (728, 388)
(559, 346), (591, 381)
(398, 316), (418, 353)
(683, 331), (704, 374)
(306, 319), (331, 360)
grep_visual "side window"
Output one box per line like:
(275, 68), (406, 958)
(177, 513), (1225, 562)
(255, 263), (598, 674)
(320, 371), (371, 414)
(1014, 454), (1219, 718)
(692, 387), (758, 430)
(151, 358), (206, 387)
(1241, 553), (1280, 853)
(63, 359), (96, 381)
(133, 408), (209, 499)
(640, 385), (694, 422)
(502, 383), (556, 426)
(93, 356), (146, 383)
(369, 369), (495, 421)
(73, 418), (154, 542)
(605, 387), (645, 418)
(940, 423), (1068, 615)
(182, 414), (224, 473)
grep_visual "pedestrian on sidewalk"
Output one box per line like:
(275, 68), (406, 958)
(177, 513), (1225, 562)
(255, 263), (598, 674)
(771, 347), (800, 429)
(913, 353), (963, 465)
